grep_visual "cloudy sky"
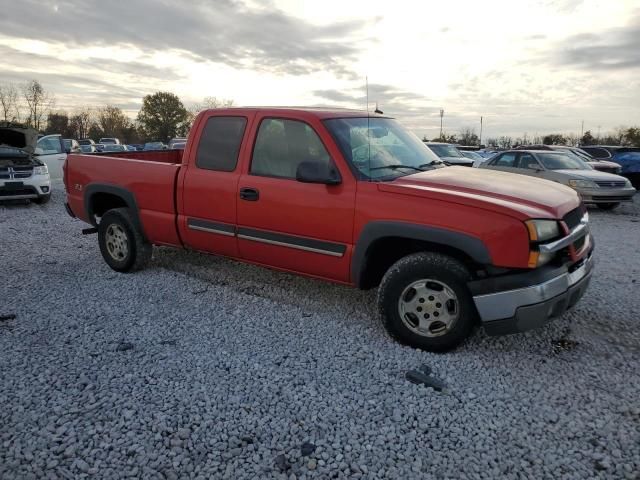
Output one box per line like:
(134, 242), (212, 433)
(0, 0), (638, 139)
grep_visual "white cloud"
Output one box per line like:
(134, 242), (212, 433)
(0, 0), (638, 139)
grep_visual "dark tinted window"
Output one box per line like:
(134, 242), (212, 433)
(493, 152), (516, 167)
(251, 118), (330, 179)
(196, 116), (247, 171)
(516, 153), (540, 169)
(581, 147), (610, 159)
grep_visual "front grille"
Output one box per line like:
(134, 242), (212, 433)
(0, 186), (37, 197)
(563, 207), (582, 230)
(0, 166), (33, 179)
(593, 196), (632, 202)
(595, 180), (626, 188)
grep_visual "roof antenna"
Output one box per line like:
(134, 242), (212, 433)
(374, 102), (383, 114)
(365, 76), (369, 113)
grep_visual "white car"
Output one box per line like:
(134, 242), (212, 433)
(0, 125), (51, 203)
(36, 134), (67, 180)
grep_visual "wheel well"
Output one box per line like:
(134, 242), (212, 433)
(89, 192), (128, 221)
(358, 237), (481, 289)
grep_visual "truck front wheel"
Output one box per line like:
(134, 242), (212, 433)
(377, 252), (477, 352)
(98, 208), (152, 272)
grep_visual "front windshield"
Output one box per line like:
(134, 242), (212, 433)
(427, 144), (464, 158)
(538, 152), (588, 170)
(461, 151), (483, 160)
(323, 117), (442, 180)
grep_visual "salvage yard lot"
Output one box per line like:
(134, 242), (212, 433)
(1, 186), (639, 479)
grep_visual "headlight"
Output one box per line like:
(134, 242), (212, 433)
(525, 219), (560, 242)
(567, 179), (597, 189)
(33, 165), (48, 176)
(624, 178), (632, 187)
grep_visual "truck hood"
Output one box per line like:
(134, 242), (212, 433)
(0, 125), (38, 154)
(379, 167), (579, 220)
(554, 169), (626, 181)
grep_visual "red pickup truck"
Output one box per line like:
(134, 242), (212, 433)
(64, 108), (594, 351)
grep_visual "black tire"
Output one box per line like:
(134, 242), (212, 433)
(377, 252), (477, 352)
(98, 208), (152, 272)
(597, 203), (619, 210)
(34, 194), (51, 205)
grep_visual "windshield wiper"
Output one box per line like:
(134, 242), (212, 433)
(370, 164), (425, 172)
(419, 160), (447, 168)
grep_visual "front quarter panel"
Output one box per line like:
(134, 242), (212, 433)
(353, 182), (531, 271)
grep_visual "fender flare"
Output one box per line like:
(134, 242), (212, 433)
(351, 221), (492, 287)
(84, 183), (146, 239)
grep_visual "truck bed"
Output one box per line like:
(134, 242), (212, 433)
(65, 152), (183, 247)
(92, 149), (183, 164)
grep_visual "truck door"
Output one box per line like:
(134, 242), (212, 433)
(236, 115), (356, 283)
(179, 113), (252, 257)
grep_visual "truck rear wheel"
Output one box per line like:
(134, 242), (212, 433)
(377, 252), (477, 352)
(98, 208), (152, 272)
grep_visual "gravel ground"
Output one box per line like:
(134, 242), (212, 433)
(1, 184), (639, 479)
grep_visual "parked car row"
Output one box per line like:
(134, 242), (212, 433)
(479, 149), (636, 210)
(421, 140), (638, 208)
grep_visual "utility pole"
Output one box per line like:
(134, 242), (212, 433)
(479, 116), (483, 146)
(439, 109), (444, 140)
(581, 120), (584, 138)
(597, 125), (601, 141)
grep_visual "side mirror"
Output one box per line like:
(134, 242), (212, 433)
(34, 147), (44, 155)
(296, 160), (341, 185)
(527, 164), (542, 171)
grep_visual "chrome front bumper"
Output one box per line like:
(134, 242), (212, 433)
(474, 252), (594, 335)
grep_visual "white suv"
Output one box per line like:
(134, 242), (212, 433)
(0, 125), (52, 204)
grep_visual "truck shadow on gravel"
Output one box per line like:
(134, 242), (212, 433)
(150, 246), (577, 355)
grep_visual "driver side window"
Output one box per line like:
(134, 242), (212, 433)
(37, 137), (62, 154)
(250, 118), (331, 179)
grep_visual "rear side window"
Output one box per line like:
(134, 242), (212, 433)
(516, 153), (539, 169)
(250, 118), (331, 179)
(195, 116), (247, 171)
(582, 147), (610, 159)
(493, 152), (516, 167)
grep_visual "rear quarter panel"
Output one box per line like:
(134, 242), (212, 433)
(66, 154), (181, 246)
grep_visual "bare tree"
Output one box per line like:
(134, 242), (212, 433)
(497, 136), (513, 149)
(98, 105), (130, 138)
(22, 80), (55, 130)
(565, 133), (579, 146)
(0, 83), (20, 122)
(190, 96), (234, 116)
(458, 127), (479, 146)
(69, 108), (95, 139)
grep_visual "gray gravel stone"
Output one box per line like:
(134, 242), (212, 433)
(1, 185), (640, 479)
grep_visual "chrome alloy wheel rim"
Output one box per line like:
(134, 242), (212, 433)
(105, 224), (129, 261)
(398, 279), (459, 337)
